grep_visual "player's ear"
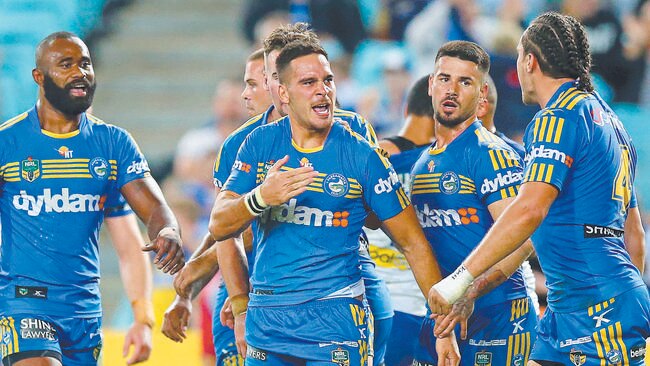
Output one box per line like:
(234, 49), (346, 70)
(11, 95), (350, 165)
(278, 82), (290, 104)
(33, 68), (44, 86)
(428, 74), (434, 97)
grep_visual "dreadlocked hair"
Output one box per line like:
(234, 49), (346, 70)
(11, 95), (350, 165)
(521, 12), (594, 92)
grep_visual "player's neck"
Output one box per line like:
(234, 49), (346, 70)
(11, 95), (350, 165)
(289, 119), (332, 151)
(480, 118), (496, 133)
(434, 116), (475, 148)
(536, 76), (575, 108)
(269, 107), (283, 122)
(36, 98), (81, 134)
(398, 115), (435, 146)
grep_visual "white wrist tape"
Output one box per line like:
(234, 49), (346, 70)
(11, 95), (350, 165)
(244, 186), (268, 216)
(433, 264), (474, 304)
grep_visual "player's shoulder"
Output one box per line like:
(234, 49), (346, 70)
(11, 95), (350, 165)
(539, 87), (595, 121)
(0, 111), (30, 136)
(470, 123), (514, 153)
(222, 113), (267, 148)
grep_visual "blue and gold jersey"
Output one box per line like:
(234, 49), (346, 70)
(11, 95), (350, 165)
(522, 81), (644, 313)
(223, 117), (408, 307)
(410, 121), (527, 310)
(0, 107), (150, 317)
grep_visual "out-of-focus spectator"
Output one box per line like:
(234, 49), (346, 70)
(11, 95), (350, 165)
(561, 0), (638, 102)
(622, 0), (650, 104)
(242, 0), (366, 55)
(357, 48), (412, 137)
(404, 0), (491, 77)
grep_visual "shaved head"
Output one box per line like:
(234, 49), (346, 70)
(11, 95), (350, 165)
(35, 31), (84, 70)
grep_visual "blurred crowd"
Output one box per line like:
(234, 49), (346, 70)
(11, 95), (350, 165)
(128, 0), (650, 364)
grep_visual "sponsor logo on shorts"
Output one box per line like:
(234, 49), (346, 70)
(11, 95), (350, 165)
(630, 343), (646, 361)
(440, 171), (460, 194)
(468, 339), (506, 347)
(332, 348), (350, 366)
(606, 349), (622, 365)
(474, 351), (492, 366)
(318, 341), (359, 348)
(560, 336), (592, 348)
(583, 224), (624, 238)
(412, 361), (435, 366)
(513, 354), (524, 366)
(15, 286), (47, 299)
(323, 173), (349, 197)
(252, 288), (273, 295)
(19, 318), (56, 340)
(246, 345), (267, 361)
(569, 348), (586, 366)
(21, 157), (40, 182)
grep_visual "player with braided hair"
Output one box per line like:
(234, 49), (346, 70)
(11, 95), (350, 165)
(428, 12), (649, 366)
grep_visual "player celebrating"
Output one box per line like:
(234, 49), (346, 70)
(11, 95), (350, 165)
(210, 39), (449, 365)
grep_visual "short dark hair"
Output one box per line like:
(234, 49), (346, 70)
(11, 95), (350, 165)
(276, 40), (328, 83)
(263, 22), (319, 56)
(36, 31), (82, 68)
(521, 12), (593, 92)
(247, 48), (265, 63)
(406, 75), (433, 117)
(435, 41), (490, 75)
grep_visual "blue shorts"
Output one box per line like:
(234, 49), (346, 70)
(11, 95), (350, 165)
(0, 313), (102, 366)
(385, 311), (424, 366)
(530, 285), (650, 365)
(413, 297), (537, 366)
(245, 297), (369, 366)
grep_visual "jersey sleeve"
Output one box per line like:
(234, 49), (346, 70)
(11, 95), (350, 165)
(114, 128), (151, 188)
(522, 110), (585, 191)
(222, 133), (260, 196)
(475, 146), (524, 206)
(362, 147), (410, 221)
(104, 191), (133, 218)
(213, 139), (237, 189)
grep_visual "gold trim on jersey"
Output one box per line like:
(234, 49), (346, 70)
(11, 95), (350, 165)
(588, 298), (615, 316)
(214, 114), (265, 173)
(531, 116), (565, 144)
(549, 87), (589, 111)
(524, 163), (554, 184)
(0, 112), (28, 130)
(291, 139), (324, 153)
(593, 322), (629, 365)
(41, 129), (81, 139)
(488, 149), (520, 171)
(0, 316), (20, 358)
(0, 162), (20, 181)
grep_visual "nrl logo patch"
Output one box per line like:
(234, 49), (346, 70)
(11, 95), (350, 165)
(569, 348), (586, 366)
(21, 157), (40, 182)
(474, 351), (492, 366)
(332, 348), (350, 366)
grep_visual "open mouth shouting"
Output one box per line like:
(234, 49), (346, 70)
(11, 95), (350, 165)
(312, 101), (331, 118)
(67, 81), (90, 97)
